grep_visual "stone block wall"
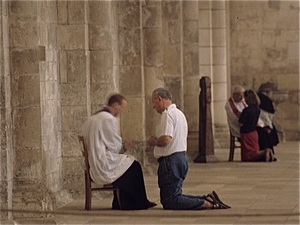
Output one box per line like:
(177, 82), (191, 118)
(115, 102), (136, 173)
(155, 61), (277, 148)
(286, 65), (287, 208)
(58, 1), (87, 197)
(230, 0), (299, 141)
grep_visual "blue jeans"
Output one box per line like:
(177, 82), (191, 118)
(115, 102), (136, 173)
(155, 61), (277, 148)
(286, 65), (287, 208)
(157, 152), (206, 210)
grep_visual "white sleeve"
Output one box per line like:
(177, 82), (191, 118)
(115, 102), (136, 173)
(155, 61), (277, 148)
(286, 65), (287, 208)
(100, 118), (122, 154)
(157, 112), (173, 138)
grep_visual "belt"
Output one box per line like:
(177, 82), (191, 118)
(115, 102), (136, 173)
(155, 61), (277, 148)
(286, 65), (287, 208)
(157, 151), (186, 163)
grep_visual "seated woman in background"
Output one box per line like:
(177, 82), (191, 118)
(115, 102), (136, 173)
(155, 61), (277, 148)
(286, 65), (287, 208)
(238, 89), (275, 162)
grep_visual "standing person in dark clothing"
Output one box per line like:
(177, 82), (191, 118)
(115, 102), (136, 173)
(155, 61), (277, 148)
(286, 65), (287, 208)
(239, 90), (274, 162)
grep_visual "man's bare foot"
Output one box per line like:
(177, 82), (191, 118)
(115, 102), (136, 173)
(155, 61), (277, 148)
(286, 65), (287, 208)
(203, 196), (223, 209)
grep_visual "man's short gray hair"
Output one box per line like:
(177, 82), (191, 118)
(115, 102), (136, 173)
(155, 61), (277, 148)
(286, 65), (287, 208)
(152, 88), (172, 100)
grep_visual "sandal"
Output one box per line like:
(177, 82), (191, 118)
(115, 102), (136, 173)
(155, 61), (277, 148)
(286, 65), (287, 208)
(205, 196), (226, 209)
(211, 191), (231, 209)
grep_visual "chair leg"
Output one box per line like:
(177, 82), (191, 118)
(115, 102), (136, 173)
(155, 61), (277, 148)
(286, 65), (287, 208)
(85, 174), (92, 210)
(85, 189), (91, 210)
(115, 186), (122, 210)
(229, 134), (235, 162)
(85, 188), (92, 210)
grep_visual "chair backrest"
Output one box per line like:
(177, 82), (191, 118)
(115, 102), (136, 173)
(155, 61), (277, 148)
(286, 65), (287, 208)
(78, 135), (92, 187)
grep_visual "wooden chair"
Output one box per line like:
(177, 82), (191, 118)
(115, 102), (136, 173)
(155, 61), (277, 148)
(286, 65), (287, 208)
(78, 135), (122, 210)
(229, 132), (241, 162)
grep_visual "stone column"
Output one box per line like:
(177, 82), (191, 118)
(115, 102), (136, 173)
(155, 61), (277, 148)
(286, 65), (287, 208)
(161, 1), (182, 106)
(198, 0), (229, 150)
(89, 1), (116, 114)
(117, 1), (146, 163)
(38, 0), (72, 208)
(182, 1), (199, 160)
(8, 1), (57, 217)
(142, 1), (163, 167)
(211, 0), (229, 148)
(1, 0), (13, 220)
(58, 0), (87, 197)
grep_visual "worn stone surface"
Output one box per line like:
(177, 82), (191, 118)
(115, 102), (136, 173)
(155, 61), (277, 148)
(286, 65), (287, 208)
(121, 97), (145, 141)
(119, 66), (142, 96)
(10, 1), (37, 16)
(89, 1), (110, 23)
(144, 28), (162, 67)
(57, 25), (85, 50)
(12, 107), (41, 148)
(144, 66), (164, 97)
(118, 28), (141, 66)
(164, 76), (182, 109)
(162, 20), (180, 45)
(0, 181), (8, 219)
(0, 108), (6, 148)
(61, 106), (87, 133)
(62, 157), (84, 198)
(12, 181), (56, 218)
(67, 50), (86, 83)
(163, 45), (181, 76)
(199, 10), (210, 28)
(183, 44), (199, 77)
(213, 66), (227, 83)
(213, 28), (226, 46)
(67, 1), (85, 24)
(11, 75), (40, 107)
(90, 82), (116, 115)
(90, 46), (116, 113)
(11, 48), (40, 75)
(183, 1), (198, 20)
(62, 132), (82, 157)
(118, 1), (140, 28)
(57, 1), (67, 25)
(184, 94), (199, 132)
(1, 149), (8, 181)
(142, 2), (162, 27)
(10, 16), (38, 47)
(184, 77), (200, 95)
(162, 0), (180, 20)
(14, 147), (42, 180)
(90, 24), (112, 51)
(60, 84), (87, 106)
(145, 96), (161, 137)
(90, 50), (113, 82)
(183, 21), (198, 43)
(44, 158), (62, 192)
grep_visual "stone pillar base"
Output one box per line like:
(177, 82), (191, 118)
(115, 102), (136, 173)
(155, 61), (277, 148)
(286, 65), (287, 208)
(12, 181), (57, 219)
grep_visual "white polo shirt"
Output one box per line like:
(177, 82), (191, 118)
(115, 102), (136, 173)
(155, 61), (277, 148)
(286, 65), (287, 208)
(154, 104), (188, 159)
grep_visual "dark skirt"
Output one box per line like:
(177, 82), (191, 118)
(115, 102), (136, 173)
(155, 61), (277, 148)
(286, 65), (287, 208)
(241, 131), (260, 162)
(112, 160), (152, 210)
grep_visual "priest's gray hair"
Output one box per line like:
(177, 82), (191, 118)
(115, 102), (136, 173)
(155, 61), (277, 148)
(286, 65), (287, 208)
(152, 88), (172, 100)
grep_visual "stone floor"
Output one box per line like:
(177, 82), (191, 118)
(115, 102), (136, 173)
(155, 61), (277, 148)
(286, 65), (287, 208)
(2, 141), (299, 224)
